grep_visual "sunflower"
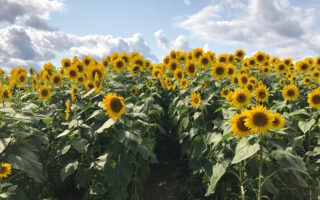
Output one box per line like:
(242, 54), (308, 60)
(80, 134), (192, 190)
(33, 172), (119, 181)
(244, 106), (274, 134)
(152, 67), (162, 79)
(228, 54), (234, 63)
(235, 49), (245, 60)
(39, 85), (51, 100)
(163, 55), (170, 65)
(303, 77), (312, 85)
(82, 55), (92, 66)
(130, 65), (142, 76)
(271, 113), (285, 129)
(102, 93), (126, 120)
(217, 53), (229, 64)
(227, 64), (236, 76)
(74, 62), (85, 74)
(146, 80), (152, 89)
(65, 66), (79, 81)
(232, 75), (239, 85)
(192, 48), (204, 60)
(65, 100), (70, 121)
(168, 59), (179, 72)
(0, 163), (11, 178)
(308, 89), (320, 109)
(249, 77), (257, 86)
(231, 112), (252, 137)
(165, 77), (172, 90)
(245, 83), (255, 92)
(177, 52), (186, 63)
(174, 67), (184, 81)
(199, 53), (211, 68)
(1, 85), (12, 101)
(112, 58), (126, 72)
(85, 80), (94, 91)
(101, 57), (109, 68)
(49, 74), (61, 86)
(226, 92), (234, 106)
(232, 88), (251, 108)
(271, 56), (280, 64)
(190, 92), (201, 108)
(130, 86), (138, 96)
(283, 58), (293, 66)
(282, 84), (299, 101)
(275, 62), (287, 74)
(119, 52), (130, 65)
(311, 69), (320, 79)
(254, 51), (266, 64)
(254, 85), (269, 103)
(94, 78), (102, 94)
(179, 79), (188, 90)
(315, 56), (320, 68)
(296, 61), (311, 74)
(220, 88), (231, 98)
(61, 58), (72, 70)
(145, 60), (152, 69)
(169, 50), (177, 60)
(131, 56), (145, 68)
(17, 73), (27, 85)
(184, 60), (198, 77)
(248, 58), (256, 67)
(211, 63), (227, 79)
(200, 81), (206, 90)
(239, 74), (249, 86)
(86, 64), (106, 81)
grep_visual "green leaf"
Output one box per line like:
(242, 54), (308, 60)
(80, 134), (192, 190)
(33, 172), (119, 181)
(96, 118), (116, 133)
(71, 138), (88, 154)
(231, 137), (260, 164)
(193, 112), (201, 120)
(298, 119), (315, 134)
(205, 160), (230, 196)
(271, 149), (307, 174)
(60, 161), (79, 181)
(57, 129), (70, 138)
(182, 117), (189, 130)
(288, 109), (309, 117)
(0, 138), (11, 154)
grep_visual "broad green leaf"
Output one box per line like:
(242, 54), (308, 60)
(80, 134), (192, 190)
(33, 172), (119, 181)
(57, 129), (70, 138)
(0, 138), (11, 154)
(231, 137), (260, 164)
(60, 161), (79, 181)
(193, 112), (201, 120)
(298, 119), (315, 134)
(71, 138), (88, 154)
(288, 109), (309, 117)
(182, 117), (189, 130)
(96, 118), (116, 133)
(271, 149), (307, 174)
(205, 160), (230, 196)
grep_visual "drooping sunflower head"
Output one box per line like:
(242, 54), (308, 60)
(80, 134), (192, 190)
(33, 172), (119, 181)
(271, 113), (285, 130)
(311, 69), (320, 79)
(211, 63), (227, 79)
(282, 84), (299, 101)
(232, 88), (251, 108)
(190, 92), (201, 108)
(85, 80), (94, 91)
(130, 86), (138, 96)
(308, 89), (320, 109)
(231, 112), (252, 137)
(184, 60), (198, 77)
(39, 85), (51, 100)
(1, 85), (12, 101)
(220, 88), (231, 98)
(244, 106), (274, 134)
(174, 67), (184, 81)
(0, 163), (11, 178)
(51, 73), (63, 86)
(254, 85), (269, 103)
(102, 93), (126, 120)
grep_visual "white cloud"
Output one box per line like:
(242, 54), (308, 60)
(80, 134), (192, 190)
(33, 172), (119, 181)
(184, 0), (191, 6)
(0, 0), (157, 71)
(178, 0), (320, 59)
(154, 29), (190, 51)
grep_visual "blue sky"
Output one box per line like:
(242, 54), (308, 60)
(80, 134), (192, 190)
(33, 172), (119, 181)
(0, 0), (320, 71)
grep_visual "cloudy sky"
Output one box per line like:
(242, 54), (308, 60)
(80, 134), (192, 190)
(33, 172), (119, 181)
(0, 0), (320, 71)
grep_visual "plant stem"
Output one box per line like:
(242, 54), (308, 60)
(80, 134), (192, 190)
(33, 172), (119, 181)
(239, 162), (245, 200)
(257, 137), (263, 200)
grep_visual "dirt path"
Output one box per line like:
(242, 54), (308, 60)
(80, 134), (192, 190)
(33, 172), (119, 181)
(142, 138), (181, 200)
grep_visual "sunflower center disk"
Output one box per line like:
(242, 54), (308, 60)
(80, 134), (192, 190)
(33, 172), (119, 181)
(253, 113), (268, 126)
(110, 98), (123, 112)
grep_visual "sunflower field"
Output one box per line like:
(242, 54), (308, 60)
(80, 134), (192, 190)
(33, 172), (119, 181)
(0, 49), (319, 200)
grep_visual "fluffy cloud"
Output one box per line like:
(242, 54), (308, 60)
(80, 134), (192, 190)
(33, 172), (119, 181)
(184, 0), (191, 6)
(178, 0), (320, 59)
(154, 29), (190, 51)
(0, 0), (157, 71)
